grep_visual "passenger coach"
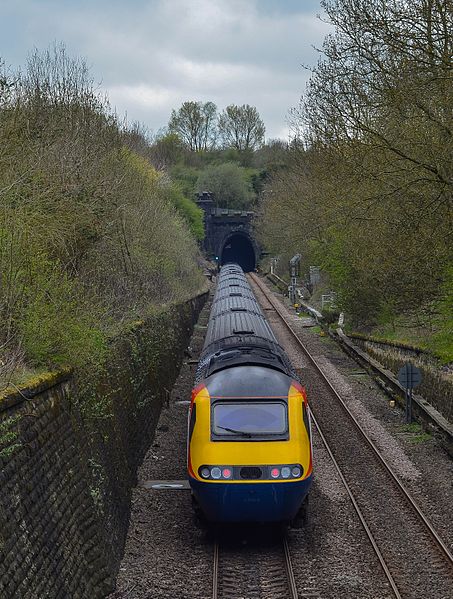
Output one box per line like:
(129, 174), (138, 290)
(187, 264), (313, 525)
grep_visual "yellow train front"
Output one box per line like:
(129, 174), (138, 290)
(187, 264), (313, 525)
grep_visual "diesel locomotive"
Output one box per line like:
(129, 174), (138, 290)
(187, 264), (313, 525)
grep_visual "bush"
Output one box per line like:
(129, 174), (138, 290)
(161, 182), (204, 241)
(18, 255), (107, 368)
(0, 45), (204, 383)
(196, 162), (255, 210)
(322, 308), (341, 326)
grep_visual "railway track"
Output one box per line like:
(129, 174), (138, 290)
(248, 272), (453, 599)
(212, 532), (298, 599)
(266, 272), (453, 454)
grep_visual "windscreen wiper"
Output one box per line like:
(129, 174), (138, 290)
(216, 425), (252, 438)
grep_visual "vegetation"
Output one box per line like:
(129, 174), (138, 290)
(0, 45), (204, 389)
(159, 100), (274, 210)
(257, 0), (453, 362)
(196, 163), (255, 210)
(169, 101), (217, 152)
(218, 104), (265, 151)
(398, 423), (432, 444)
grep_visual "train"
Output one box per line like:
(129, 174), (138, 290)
(187, 263), (313, 526)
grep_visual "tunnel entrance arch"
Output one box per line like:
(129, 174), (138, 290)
(220, 232), (256, 272)
(195, 192), (261, 270)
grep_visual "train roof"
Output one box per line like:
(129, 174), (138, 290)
(195, 264), (296, 383)
(203, 265), (277, 348)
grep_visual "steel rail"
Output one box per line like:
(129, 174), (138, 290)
(249, 272), (453, 569)
(212, 537), (298, 599)
(283, 536), (299, 599)
(310, 410), (402, 599)
(212, 541), (219, 599)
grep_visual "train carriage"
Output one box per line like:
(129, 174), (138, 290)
(187, 264), (313, 525)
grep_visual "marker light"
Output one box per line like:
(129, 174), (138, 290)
(281, 467), (291, 479)
(222, 468), (232, 479)
(200, 467), (210, 479)
(270, 468), (280, 479)
(211, 467), (222, 479)
(291, 466), (301, 478)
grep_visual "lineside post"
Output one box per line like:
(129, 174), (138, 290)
(398, 362), (422, 423)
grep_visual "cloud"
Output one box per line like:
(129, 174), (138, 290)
(108, 84), (177, 109)
(0, 0), (332, 138)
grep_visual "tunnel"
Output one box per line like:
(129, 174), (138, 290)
(220, 233), (256, 272)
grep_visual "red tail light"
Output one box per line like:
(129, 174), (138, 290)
(190, 383), (205, 409)
(291, 379), (308, 403)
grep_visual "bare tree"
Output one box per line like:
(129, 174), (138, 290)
(218, 104), (265, 151)
(168, 100), (217, 151)
(300, 0), (453, 201)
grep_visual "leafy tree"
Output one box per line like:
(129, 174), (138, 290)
(148, 132), (184, 170)
(259, 0), (453, 336)
(430, 266), (453, 362)
(168, 100), (217, 151)
(253, 139), (288, 170)
(218, 104), (265, 151)
(196, 163), (255, 210)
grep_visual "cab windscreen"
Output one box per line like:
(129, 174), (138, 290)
(212, 401), (288, 439)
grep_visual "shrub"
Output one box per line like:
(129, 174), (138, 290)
(0, 45), (204, 383)
(196, 162), (255, 210)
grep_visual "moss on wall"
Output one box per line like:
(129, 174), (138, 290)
(0, 288), (208, 598)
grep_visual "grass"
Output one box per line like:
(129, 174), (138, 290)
(0, 365), (48, 395)
(400, 423), (423, 433)
(308, 325), (322, 335)
(408, 432), (432, 444)
(397, 422), (432, 444)
(358, 307), (452, 363)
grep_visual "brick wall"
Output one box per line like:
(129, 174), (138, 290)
(0, 290), (208, 598)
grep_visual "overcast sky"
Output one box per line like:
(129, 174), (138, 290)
(1, 0), (332, 140)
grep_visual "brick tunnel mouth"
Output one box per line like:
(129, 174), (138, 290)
(221, 234), (256, 272)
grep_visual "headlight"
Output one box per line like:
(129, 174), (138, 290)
(269, 464), (303, 480)
(210, 467), (222, 479)
(281, 466), (291, 479)
(198, 465), (234, 480)
(200, 467), (210, 479)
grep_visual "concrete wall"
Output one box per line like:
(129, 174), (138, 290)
(0, 289), (208, 598)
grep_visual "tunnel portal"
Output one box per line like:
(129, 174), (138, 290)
(221, 233), (256, 272)
(196, 192), (260, 271)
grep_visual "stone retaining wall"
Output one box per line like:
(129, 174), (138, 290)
(352, 338), (452, 424)
(0, 289), (208, 598)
